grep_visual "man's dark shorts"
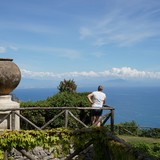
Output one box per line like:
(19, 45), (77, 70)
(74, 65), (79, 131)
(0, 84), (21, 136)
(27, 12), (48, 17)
(91, 109), (102, 116)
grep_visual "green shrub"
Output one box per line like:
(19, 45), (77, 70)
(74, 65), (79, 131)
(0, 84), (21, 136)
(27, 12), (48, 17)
(20, 92), (91, 129)
(133, 142), (160, 159)
(0, 128), (111, 160)
(0, 150), (3, 160)
(108, 141), (136, 160)
(57, 79), (77, 93)
(0, 128), (157, 160)
(140, 128), (160, 138)
(116, 121), (139, 135)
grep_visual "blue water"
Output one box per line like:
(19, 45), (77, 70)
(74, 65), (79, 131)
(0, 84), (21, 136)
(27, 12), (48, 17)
(12, 86), (160, 128)
(105, 87), (160, 128)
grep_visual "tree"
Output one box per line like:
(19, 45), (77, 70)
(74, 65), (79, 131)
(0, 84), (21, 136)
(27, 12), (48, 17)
(57, 79), (77, 93)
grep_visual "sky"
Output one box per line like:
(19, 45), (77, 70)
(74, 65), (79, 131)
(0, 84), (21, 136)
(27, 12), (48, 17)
(1, 0), (160, 88)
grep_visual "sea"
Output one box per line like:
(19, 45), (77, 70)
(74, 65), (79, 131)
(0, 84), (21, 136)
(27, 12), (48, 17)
(12, 86), (160, 128)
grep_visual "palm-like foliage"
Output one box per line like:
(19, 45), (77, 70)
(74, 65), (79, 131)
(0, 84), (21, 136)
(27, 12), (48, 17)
(57, 79), (77, 93)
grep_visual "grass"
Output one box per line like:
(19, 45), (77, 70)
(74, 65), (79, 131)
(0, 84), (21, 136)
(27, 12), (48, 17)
(119, 135), (160, 144)
(119, 135), (160, 159)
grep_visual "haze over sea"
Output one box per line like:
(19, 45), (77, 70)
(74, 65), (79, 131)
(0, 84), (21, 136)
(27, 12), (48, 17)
(13, 86), (160, 128)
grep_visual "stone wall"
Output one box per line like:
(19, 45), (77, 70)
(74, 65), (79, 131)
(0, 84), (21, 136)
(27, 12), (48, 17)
(9, 145), (93, 160)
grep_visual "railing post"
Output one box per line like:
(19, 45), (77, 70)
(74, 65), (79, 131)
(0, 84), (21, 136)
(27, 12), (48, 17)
(110, 109), (114, 132)
(65, 110), (69, 128)
(11, 111), (15, 131)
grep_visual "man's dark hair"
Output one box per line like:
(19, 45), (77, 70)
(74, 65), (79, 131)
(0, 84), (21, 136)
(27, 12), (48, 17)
(98, 85), (103, 91)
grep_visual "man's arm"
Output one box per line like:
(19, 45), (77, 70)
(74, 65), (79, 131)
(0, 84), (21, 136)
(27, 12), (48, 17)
(103, 95), (106, 104)
(87, 93), (93, 104)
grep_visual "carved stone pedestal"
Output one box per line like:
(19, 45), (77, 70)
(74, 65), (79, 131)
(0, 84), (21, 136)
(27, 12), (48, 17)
(0, 94), (20, 130)
(0, 58), (21, 130)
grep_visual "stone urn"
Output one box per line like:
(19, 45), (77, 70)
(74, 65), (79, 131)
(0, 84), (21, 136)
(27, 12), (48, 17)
(0, 58), (21, 95)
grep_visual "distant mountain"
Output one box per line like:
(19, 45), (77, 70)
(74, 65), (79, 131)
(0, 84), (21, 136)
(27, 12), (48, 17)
(107, 78), (127, 83)
(103, 78), (131, 87)
(17, 77), (160, 89)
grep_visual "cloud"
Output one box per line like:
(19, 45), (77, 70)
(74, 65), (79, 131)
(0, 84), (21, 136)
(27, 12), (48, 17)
(0, 45), (19, 53)
(9, 46), (19, 51)
(0, 21), (58, 35)
(110, 67), (155, 79)
(80, 27), (93, 39)
(52, 48), (80, 59)
(79, 0), (160, 47)
(18, 23), (58, 35)
(18, 45), (80, 59)
(0, 46), (6, 53)
(21, 67), (160, 80)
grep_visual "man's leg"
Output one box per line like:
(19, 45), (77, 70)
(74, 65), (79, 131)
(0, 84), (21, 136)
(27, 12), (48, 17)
(91, 116), (96, 125)
(96, 116), (102, 127)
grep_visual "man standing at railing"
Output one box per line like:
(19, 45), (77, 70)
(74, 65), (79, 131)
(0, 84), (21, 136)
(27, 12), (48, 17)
(87, 85), (106, 127)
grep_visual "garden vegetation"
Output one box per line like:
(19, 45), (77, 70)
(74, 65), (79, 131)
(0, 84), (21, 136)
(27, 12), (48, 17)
(2, 79), (159, 159)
